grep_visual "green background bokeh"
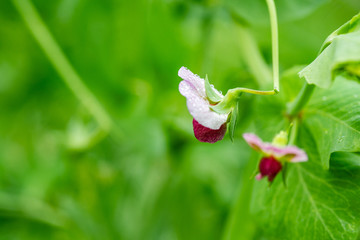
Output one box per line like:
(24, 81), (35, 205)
(0, 0), (359, 239)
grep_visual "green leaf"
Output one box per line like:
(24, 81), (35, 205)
(205, 74), (222, 103)
(230, 80), (360, 239)
(303, 77), (360, 169)
(251, 128), (360, 240)
(320, 12), (360, 52)
(228, 102), (239, 142)
(345, 63), (360, 77)
(300, 25), (360, 88)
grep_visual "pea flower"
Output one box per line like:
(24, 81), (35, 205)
(178, 67), (229, 143)
(243, 132), (308, 182)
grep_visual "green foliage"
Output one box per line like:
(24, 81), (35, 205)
(280, 65), (306, 102)
(248, 79), (360, 240)
(300, 13), (360, 88)
(304, 78), (360, 169)
(251, 140), (360, 240)
(1, 0), (360, 240)
(300, 31), (360, 88)
(321, 12), (360, 51)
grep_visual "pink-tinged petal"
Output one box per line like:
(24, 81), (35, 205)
(258, 156), (282, 182)
(179, 80), (228, 130)
(242, 133), (268, 153)
(262, 145), (308, 163)
(243, 133), (308, 163)
(193, 119), (226, 143)
(281, 146), (308, 162)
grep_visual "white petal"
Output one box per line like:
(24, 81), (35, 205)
(178, 67), (206, 98)
(178, 66), (224, 99)
(179, 80), (228, 130)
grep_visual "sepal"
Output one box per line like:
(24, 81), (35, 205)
(204, 75), (223, 104)
(228, 101), (239, 142)
(210, 89), (239, 114)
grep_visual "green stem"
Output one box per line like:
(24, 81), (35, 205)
(287, 83), (315, 117)
(265, 0), (280, 92)
(12, 0), (116, 147)
(288, 117), (299, 145)
(211, 87), (277, 114)
(231, 0), (279, 92)
(234, 88), (276, 96)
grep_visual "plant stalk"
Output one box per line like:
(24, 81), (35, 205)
(233, 88), (276, 96)
(288, 117), (299, 145)
(287, 83), (315, 117)
(265, 0), (280, 92)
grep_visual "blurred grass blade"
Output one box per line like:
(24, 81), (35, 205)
(235, 23), (272, 87)
(0, 192), (67, 228)
(11, 0), (117, 148)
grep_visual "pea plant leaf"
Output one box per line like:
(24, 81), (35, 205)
(248, 76), (360, 239)
(299, 31), (360, 88)
(250, 126), (360, 240)
(303, 77), (360, 169)
(300, 13), (360, 88)
(320, 12), (360, 52)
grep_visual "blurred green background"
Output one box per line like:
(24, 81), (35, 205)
(0, 0), (359, 239)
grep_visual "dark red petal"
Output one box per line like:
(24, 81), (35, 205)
(258, 156), (282, 182)
(192, 119), (227, 143)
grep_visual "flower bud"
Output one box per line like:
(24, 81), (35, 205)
(193, 119), (227, 143)
(256, 156), (282, 182)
